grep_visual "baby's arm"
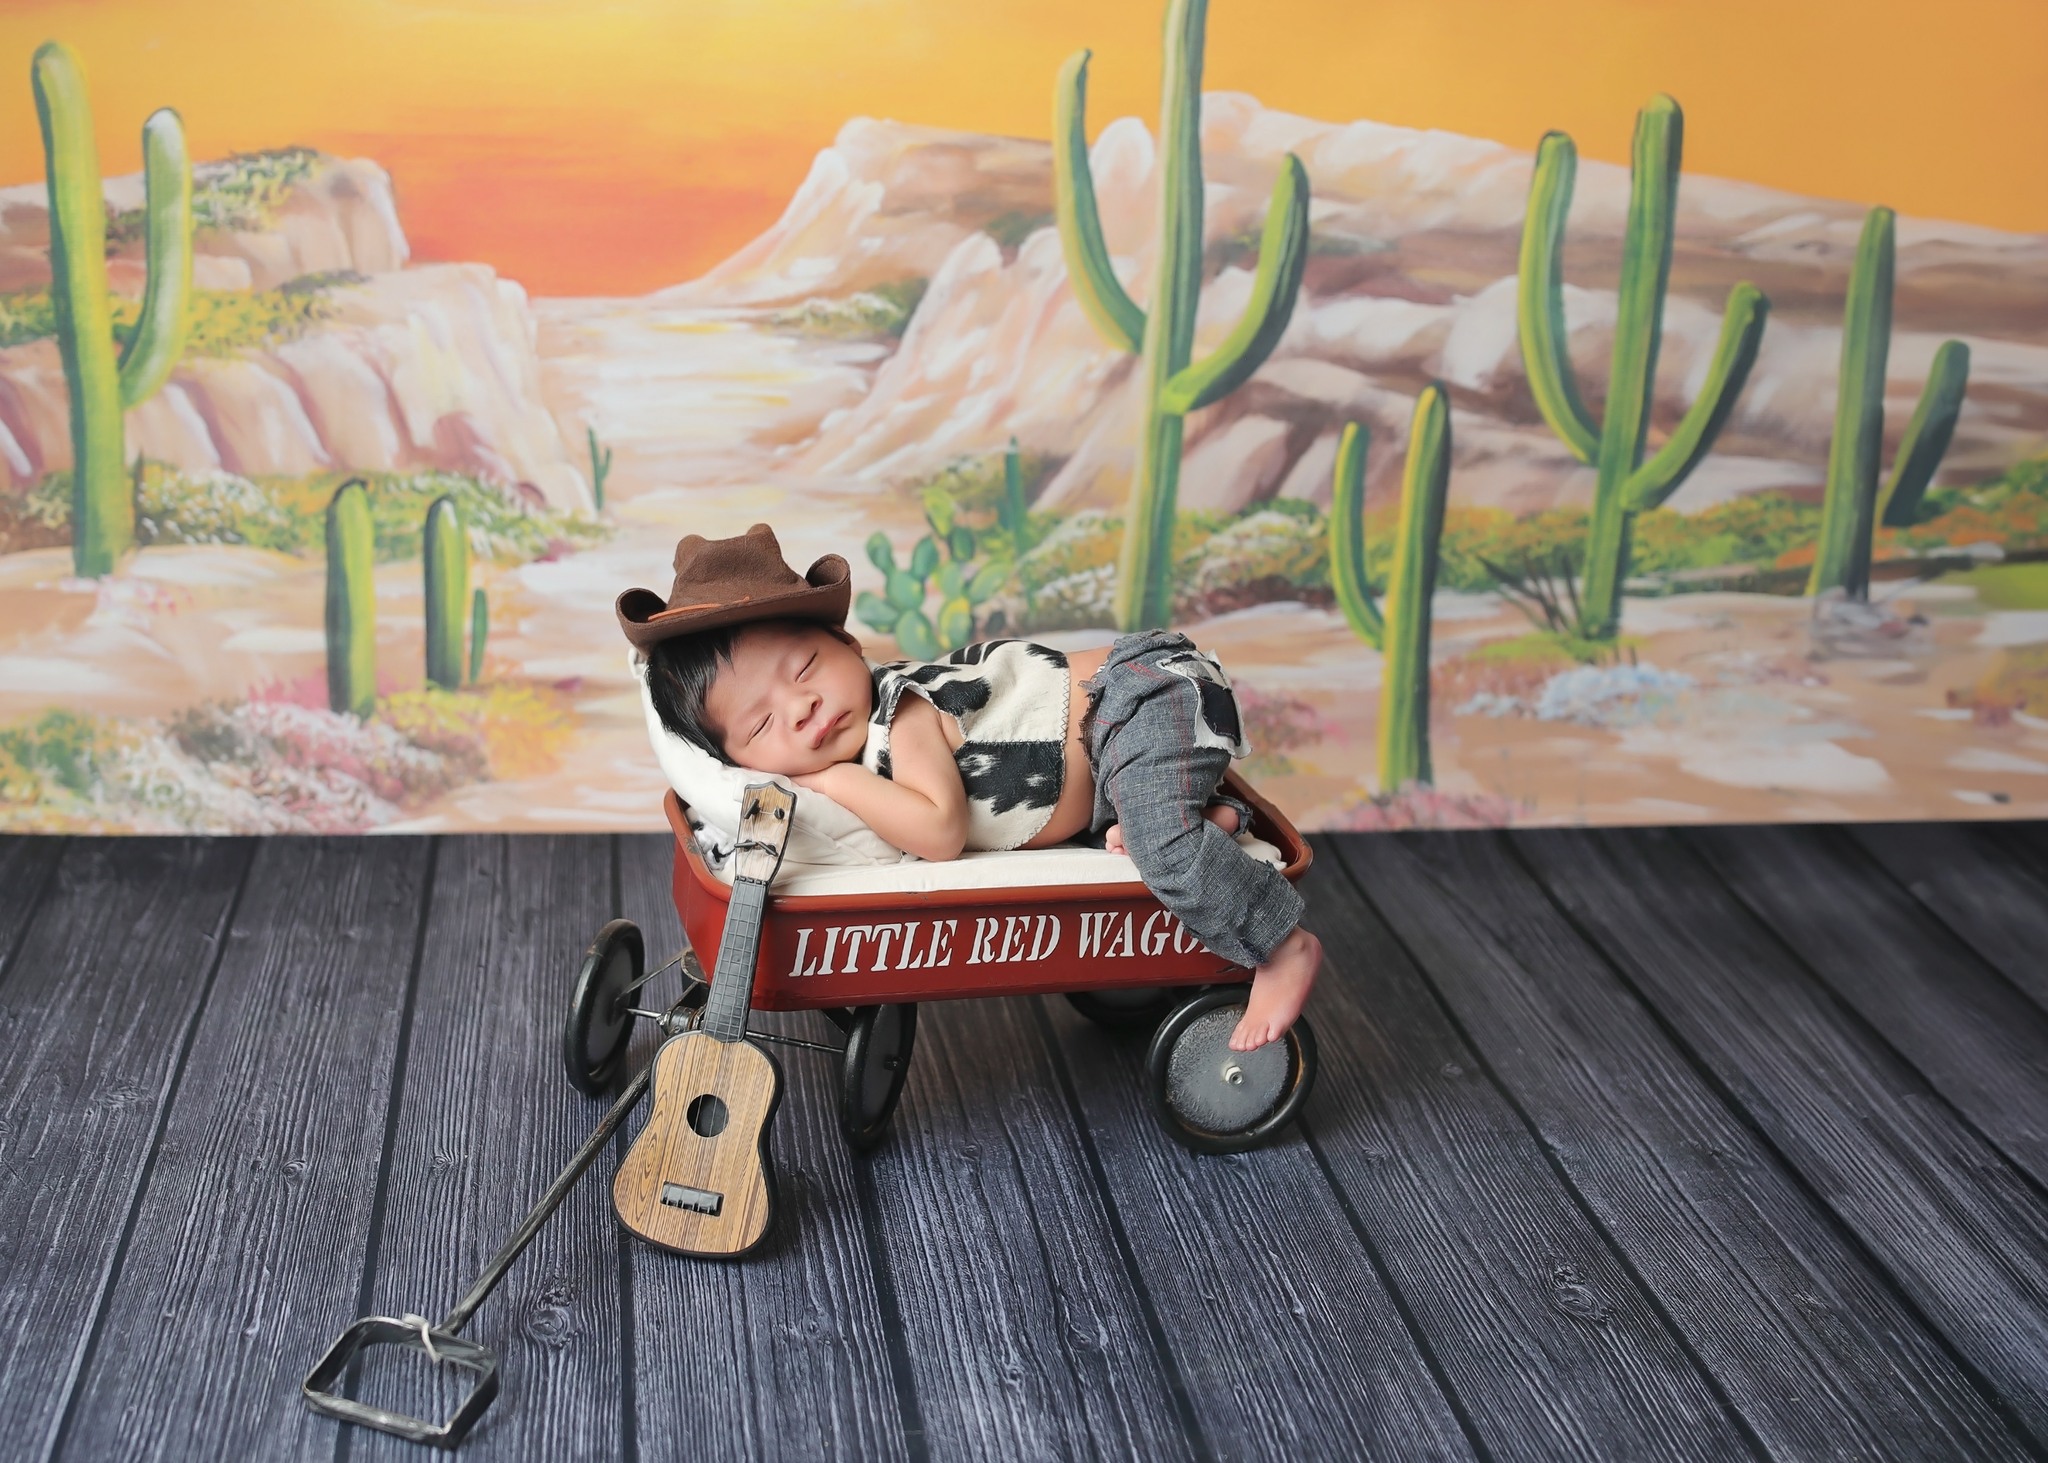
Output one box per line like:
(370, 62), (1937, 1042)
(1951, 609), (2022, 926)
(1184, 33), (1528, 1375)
(793, 695), (968, 861)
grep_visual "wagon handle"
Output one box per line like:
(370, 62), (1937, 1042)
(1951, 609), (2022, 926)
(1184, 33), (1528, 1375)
(302, 1061), (654, 1448)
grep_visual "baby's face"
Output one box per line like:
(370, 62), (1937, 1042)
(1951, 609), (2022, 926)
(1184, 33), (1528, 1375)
(704, 621), (873, 775)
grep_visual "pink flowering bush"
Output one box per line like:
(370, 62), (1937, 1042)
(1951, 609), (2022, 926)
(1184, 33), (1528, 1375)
(3, 681), (574, 833)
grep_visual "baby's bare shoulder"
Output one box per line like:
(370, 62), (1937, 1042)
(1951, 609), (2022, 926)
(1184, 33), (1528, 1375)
(891, 692), (950, 743)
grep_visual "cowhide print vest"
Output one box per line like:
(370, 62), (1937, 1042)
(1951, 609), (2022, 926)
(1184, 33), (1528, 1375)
(859, 639), (1070, 852)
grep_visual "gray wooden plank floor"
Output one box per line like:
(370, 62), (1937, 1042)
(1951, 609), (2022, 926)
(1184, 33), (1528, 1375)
(0, 823), (2044, 1463)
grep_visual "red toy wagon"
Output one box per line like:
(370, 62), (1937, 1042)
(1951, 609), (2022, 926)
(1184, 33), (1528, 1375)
(309, 774), (1321, 1449)
(562, 769), (1319, 1154)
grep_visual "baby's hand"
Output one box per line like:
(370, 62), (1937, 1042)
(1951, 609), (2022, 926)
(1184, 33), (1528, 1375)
(790, 762), (861, 799)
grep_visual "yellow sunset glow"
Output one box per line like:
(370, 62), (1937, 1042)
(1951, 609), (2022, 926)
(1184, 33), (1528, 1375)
(0, 0), (2041, 294)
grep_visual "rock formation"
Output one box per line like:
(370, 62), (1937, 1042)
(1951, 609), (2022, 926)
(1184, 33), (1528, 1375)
(690, 99), (2048, 516)
(0, 154), (587, 509)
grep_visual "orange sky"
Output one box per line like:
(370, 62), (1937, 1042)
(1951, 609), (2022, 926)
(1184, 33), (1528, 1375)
(0, 0), (2043, 296)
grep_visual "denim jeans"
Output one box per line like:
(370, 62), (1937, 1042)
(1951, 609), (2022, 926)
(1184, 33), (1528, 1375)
(1081, 631), (1304, 968)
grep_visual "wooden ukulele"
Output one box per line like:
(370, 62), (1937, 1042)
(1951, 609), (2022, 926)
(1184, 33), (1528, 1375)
(614, 782), (794, 1257)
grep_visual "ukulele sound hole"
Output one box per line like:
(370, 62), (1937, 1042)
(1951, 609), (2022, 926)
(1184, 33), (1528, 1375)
(687, 1093), (729, 1137)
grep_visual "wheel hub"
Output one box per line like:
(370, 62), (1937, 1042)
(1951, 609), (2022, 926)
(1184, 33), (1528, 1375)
(1166, 1008), (1288, 1133)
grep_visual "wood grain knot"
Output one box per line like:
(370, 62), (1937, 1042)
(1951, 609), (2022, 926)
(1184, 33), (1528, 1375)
(1547, 1263), (1611, 1324)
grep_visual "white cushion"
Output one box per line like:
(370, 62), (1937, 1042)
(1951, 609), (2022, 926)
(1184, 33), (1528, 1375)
(632, 650), (912, 869)
(741, 836), (1287, 897)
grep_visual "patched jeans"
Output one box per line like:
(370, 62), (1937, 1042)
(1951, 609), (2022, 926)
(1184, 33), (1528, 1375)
(1082, 630), (1304, 969)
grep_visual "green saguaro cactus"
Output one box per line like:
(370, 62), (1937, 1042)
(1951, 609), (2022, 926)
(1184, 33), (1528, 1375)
(1329, 387), (1454, 790)
(1055, 0), (1310, 631)
(1329, 422), (1382, 650)
(1807, 207), (1971, 600)
(586, 426), (612, 512)
(1000, 436), (1030, 552)
(468, 586), (489, 684)
(1518, 96), (1769, 640)
(325, 480), (376, 718)
(423, 496), (469, 691)
(32, 41), (192, 579)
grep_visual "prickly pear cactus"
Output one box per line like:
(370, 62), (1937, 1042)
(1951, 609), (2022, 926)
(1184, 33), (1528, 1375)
(856, 494), (1008, 659)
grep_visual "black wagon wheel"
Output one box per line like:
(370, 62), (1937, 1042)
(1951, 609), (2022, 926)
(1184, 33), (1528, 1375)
(839, 1003), (918, 1152)
(1064, 985), (1195, 1033)
(562, 919), (644, 1096)
(1145, 987), (1317, 1154)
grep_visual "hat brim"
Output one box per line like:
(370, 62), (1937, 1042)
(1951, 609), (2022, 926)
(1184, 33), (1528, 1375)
(617, 553), (851, 651)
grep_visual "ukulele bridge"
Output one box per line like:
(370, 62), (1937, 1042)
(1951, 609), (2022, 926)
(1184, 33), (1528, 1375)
(659, 1182), (724, 1217)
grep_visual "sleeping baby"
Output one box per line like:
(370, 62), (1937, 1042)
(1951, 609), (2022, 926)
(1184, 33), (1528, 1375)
(618, 523), (1319, 1052)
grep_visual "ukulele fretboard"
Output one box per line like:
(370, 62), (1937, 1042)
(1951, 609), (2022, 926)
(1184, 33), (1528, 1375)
(703, 880), (767, 1044)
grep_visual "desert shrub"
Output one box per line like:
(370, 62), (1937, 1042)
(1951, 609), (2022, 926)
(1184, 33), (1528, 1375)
(0, 291), (58, 348)
(290, 470), (606, 565)
(913, 449), (1056, 520)
(1630, 494), (1819, 577)
(1207, 224), (1387, 272)
(0, 738), (36, 805)
(378, 682), (576, 780)
(1184, 509), (1330, 616)
(24, 464), (604, 567)
(771, 277), (929, 338)
(990, 450), (2048, 630)
(106, 147), (321, 248)
(137, 466), (299, 550)
(984, 210), (1054, 250)
(0, 280), (344, 356)
(177, 286), (342, 355)
(1903, 458), (2048, 557)
(0, 708), (126, 798)
(1014, 510), (1119, 598)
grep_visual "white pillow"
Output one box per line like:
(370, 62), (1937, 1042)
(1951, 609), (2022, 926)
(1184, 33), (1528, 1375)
(632, 650), (912, 869)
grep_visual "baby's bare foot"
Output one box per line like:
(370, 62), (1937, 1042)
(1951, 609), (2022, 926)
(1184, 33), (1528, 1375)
(1230, 927), (1321, 1051)
(1104, 823), (1127, 855)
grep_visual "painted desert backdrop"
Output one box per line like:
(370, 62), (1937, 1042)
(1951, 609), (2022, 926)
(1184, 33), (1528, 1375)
(1, 0), (2046, 834)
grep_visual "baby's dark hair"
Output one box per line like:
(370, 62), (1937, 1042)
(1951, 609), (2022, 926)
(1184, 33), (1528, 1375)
(645, 626), (742, 765)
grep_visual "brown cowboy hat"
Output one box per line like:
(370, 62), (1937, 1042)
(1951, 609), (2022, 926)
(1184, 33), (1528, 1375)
(617, 522), (850, 651)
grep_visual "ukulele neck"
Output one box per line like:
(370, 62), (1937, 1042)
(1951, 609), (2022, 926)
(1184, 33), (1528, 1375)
(702, 879), (766, 1044)
(698, 781), (795, 1045)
